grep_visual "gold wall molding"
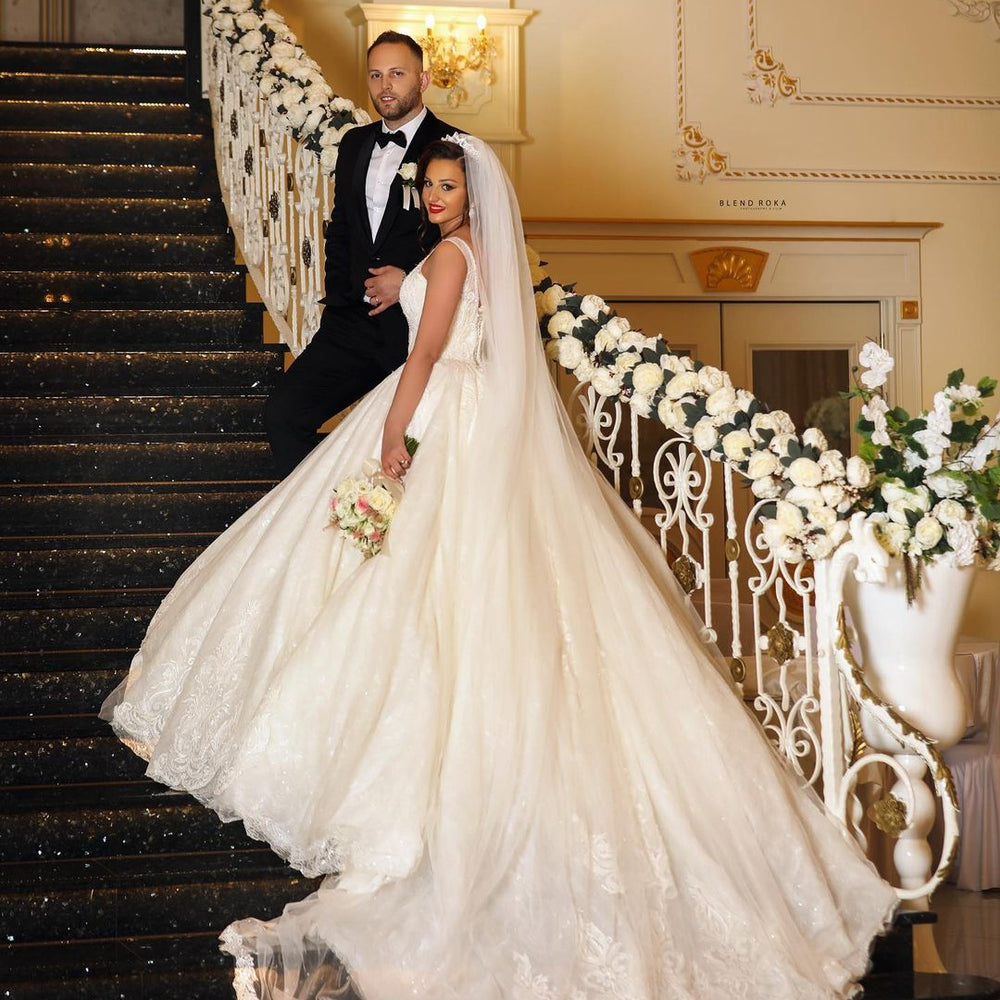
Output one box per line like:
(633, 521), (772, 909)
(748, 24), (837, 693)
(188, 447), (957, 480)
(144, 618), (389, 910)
(690, 247), (769, 292)
(674, 0), (1000, 183)
(746, 0), (1000, 109)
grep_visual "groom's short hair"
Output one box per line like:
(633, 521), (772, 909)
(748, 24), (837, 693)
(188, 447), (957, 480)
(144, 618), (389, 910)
(367, 30), (424, 63)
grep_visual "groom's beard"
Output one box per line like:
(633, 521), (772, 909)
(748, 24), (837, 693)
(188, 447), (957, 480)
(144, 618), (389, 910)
(377, 84), (422, 124)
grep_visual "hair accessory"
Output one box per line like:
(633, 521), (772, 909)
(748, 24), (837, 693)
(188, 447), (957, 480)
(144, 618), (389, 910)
(443, 132), (480, 159)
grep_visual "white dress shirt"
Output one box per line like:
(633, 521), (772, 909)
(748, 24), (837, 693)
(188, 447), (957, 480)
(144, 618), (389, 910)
(365, 107), (427, 239)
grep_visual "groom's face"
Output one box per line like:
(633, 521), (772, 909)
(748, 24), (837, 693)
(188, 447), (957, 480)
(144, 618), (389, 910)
(367, 42), (428, 126)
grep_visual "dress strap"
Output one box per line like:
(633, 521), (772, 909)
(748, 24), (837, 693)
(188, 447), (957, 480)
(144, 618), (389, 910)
(442, 235), (477, 275)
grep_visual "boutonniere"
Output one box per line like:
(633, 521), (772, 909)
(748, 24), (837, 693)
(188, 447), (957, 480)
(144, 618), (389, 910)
(397, 163), (418, 210)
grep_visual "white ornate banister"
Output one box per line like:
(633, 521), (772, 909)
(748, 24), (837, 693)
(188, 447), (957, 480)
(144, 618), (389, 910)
(200, 0), (960, 905)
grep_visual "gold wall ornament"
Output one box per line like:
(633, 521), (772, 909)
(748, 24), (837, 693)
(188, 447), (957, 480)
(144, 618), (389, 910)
(418, 13), (497, 108)
(690, 247), (769, 293)
(868, 793), (909, 838)
(901, 300), (920, 320)
(945, 0), (1000, 31)
(671, 554), (699, 594)
(765, 621), (797, 666)
(746, 47), (799, 105)
(674, 123), (730, 184)
(729, 656), (748, 684)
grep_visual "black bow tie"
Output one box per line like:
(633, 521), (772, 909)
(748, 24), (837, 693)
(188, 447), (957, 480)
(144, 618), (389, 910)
(376, 130), (406, 149)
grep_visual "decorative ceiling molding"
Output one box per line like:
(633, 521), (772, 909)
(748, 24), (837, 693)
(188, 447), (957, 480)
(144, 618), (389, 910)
(745, 0), (1000, 108)
(673, 0), (1000, 183)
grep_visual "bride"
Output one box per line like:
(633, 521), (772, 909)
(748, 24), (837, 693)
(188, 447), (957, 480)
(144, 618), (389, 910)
(103, 134), (897, 1000)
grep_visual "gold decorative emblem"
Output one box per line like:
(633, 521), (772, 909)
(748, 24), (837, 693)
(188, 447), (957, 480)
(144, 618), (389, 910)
(868, 794), (909, 838)
(674, 123), (730, 184)
(672, 555), (699, 595)
(629, 476), (644, 500)
(746, 47), (799, 105)
(729, 657), (747, 684)
(765, 621), (797, 666)
(725, 538), (741, 562)
(690, 248), (769, 293)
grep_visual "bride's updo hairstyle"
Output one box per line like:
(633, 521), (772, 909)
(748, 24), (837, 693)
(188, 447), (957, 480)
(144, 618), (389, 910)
(415, 139), (469, 247)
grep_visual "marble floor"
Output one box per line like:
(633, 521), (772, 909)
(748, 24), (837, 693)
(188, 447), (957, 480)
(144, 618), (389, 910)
(935, 884), (1000, 981)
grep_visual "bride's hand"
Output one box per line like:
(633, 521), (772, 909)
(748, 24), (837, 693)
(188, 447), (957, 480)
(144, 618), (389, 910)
(381, 435), (412, 482)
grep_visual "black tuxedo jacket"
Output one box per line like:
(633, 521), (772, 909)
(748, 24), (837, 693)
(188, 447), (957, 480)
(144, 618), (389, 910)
(319, 109), (457, 365)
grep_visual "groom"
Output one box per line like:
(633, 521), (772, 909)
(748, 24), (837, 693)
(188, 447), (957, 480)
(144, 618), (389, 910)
(264, 31), (458, 478)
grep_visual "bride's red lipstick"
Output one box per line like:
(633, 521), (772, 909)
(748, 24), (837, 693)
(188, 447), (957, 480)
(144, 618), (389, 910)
(427, 204), (445, 214)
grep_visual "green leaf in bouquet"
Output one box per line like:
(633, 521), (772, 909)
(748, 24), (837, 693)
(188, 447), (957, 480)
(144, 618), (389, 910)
(901, 418), (927, 436)
(947, 368), (965, 389)
(988, 465), (1000, 486)
(889, 406), (911, 423)
(950, 416), (989, 443)
(404, 435), (420, 456)
(876, 449), (903, 474)
(980, 500), (1000, 521)
(858, 439), (879, 462)
(977, 375), (997, 398)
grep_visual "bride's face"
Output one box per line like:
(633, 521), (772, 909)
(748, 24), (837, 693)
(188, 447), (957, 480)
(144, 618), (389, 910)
(422, 159), (468, 235)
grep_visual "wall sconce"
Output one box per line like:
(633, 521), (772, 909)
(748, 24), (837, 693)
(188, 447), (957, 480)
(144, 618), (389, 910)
(418, 13), (497, 107)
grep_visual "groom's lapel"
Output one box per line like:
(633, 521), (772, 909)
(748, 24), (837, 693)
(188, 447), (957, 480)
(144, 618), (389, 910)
(371, 111), (441, 252)
(353, 126), (377, 245)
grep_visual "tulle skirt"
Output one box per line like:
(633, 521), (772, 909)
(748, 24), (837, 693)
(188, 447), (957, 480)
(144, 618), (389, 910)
(104, 358), (897, 1000)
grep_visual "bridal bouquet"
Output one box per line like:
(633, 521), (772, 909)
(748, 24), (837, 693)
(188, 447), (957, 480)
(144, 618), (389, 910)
(327, 438), (418, 559)
(845, 343), (1000, 593)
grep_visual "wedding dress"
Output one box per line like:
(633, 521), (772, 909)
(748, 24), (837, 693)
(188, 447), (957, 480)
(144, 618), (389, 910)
(103, 136), (897, 1000)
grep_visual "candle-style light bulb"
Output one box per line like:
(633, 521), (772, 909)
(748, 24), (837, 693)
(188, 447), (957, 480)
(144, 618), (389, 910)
(425, 13), (435, 33)
(476, 14), (486, 32)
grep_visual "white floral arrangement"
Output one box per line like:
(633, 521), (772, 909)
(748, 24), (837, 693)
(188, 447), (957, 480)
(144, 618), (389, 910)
(204, 0), (370, 170)
(328, 468), (402, 559)
(843, 344), (1000, 595)
(530, 251), (1000, 575)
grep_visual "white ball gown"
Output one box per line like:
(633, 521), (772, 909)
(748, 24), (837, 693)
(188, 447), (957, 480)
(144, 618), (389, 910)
(103, 136), (897, 1000)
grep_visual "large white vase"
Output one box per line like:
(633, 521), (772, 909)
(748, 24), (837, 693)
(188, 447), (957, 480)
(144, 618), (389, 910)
(845, 557), (975, 753)
(844, 556), (975, 912)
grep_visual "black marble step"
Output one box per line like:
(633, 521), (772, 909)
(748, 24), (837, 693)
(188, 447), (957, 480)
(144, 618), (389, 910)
(0, 99), (205, 133)
(0, 69), (186, 101)
(0, 966), (234, 1000)
(0, 44), (184, 77)
(0, 543), (205, 595)
(0, 604), (156, 653)
(0, 441), (275, 486)
(1, 931), (228, 983)
(0, 163), (212, 197)
(0, 129), (212, 166)
(0, 233), (233, 270)
(862, 973), (1000, 999)
(0, 667), (127, 716)
(0, 782), (262, 860)
(1, 853), (320, 942)
(0, 196), (227, 234)
(0, 350), (281, 394)
(0, 396), (266, 439)
(0, 271), (246, 308)
(0, 307), (264, 350)
(0, 487), (266, 537)
(0, 724), (148, 787)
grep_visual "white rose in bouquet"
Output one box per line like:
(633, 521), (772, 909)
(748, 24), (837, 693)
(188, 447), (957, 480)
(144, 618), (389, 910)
(845, 455), (871, 488)
(946, 519), (979, 566)
(693, 419), (719, 452)
(575, 356), (596, 383)
(286, 104), (309, 128)
(722, 429), (754, 462)
(665, 371), (700, 400)
(913, 515), (944, 550)
(746, 450), (780, 480)
(787, 457), (823, 488)
(802, 427), (828, 453)
(620, 330), (648, 350)
(540, 284), (568, 315)
(768, 433), (795, 458)
(331, 96), (355, 112)
(808, 505), (838, 532)
(604, 315), (631, 339)
(697, 365), (731, 394)
(547, 310), (576, 338)
(820, 481), (851, 512)
(614, 351), (641, 373)
(818, 449), (846, 481)
(705, 386), (737, 417)
(270, 41), (298, 59)
(875, 519), (909, 557)
(630, 393), (653, 418)
(238, 51), (260, 71)
(236, 11), (261, 29)
(591, 367), (622, 397)
(858, 341), (895, 388)
(933, 498), (967, 526)
(749, 411), (781, 441)
(657, 397), (689, 432)
(320, 146), (339, 170)
(556, 336), (585, 371)
(238, 29), (264, 51)
(661, 353), (693, 375)
(632, 362), (664, 395)
(775, 499), (805, 535)
(579, 294), (606, 322)
(806, 532), (836, 561)
(751, 475), (782, 500)
(786, 485), (824, 509)
(593, 327), (619, 353)
(926, 471), (968, 500)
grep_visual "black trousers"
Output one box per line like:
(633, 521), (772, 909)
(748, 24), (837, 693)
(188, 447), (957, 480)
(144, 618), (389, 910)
(264, 304), (407, 479)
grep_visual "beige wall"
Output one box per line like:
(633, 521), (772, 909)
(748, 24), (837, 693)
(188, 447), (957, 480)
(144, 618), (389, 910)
(275, 0), (1000, 637)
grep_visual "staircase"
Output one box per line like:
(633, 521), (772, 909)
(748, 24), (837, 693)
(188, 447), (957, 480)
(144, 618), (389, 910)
(0, 42), (320, 998)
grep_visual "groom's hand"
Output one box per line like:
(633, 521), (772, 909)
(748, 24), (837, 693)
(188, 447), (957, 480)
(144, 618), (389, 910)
(365, 266), (405, 316)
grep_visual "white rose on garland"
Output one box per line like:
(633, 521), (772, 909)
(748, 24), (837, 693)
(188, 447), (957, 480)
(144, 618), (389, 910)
(631, 362), (664, 395)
